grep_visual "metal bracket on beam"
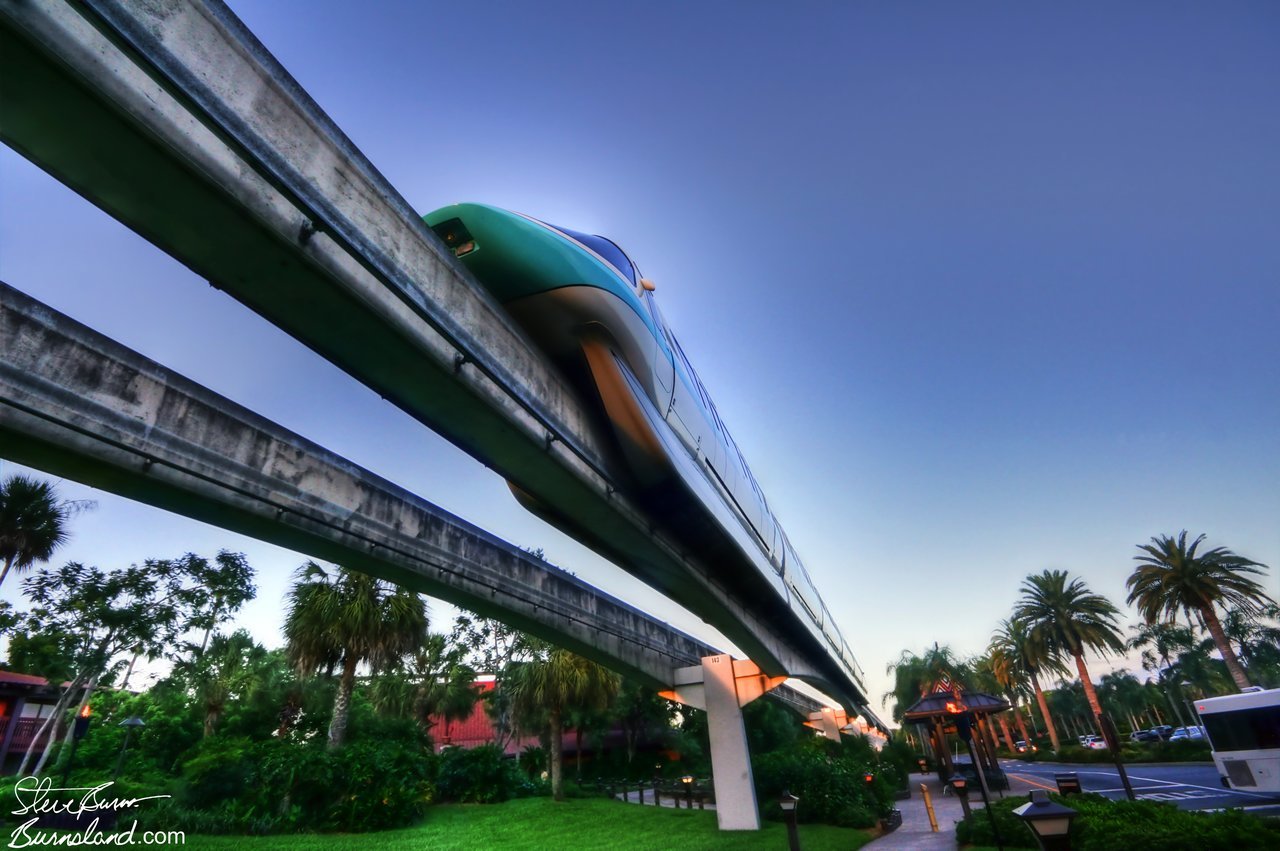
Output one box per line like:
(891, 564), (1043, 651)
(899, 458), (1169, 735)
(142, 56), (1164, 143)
(805, 707), (850, 742)
(660, 653), (787, 711)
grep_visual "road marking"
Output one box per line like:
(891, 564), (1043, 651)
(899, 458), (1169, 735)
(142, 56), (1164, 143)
(1001, 765), (1280, 802)
(1124, 773), (1280, 800)
(1003, 771), (1060, 793)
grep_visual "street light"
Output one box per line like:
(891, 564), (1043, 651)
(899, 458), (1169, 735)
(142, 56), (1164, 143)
(680, 774), (693, 809)
(949, 773), (972, 819)
(779, 790), (801, 851)
(1012, 790), (1078, 851)
(113, 717), (146, 781)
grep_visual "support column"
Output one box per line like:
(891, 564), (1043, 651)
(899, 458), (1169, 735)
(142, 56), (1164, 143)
(660, 654), (785, 831)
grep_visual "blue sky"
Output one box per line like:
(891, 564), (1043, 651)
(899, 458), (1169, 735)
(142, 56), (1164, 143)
(2, 1), (1277, 719)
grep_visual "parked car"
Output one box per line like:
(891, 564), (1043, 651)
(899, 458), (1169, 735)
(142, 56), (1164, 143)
(1130, 729), (1160, 743)
(1150, 725), (1175, 740)
(1082, 735), (1108, 750)
(1169, 725), (1206, 742)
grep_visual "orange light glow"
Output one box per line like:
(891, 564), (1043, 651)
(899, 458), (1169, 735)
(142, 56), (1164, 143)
(945, 702), (962, 714)
(79, 704), (92, 718)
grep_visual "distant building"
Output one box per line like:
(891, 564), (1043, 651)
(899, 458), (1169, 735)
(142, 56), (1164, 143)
(0, 670), (65, 773)
(428, 679), (542, 755)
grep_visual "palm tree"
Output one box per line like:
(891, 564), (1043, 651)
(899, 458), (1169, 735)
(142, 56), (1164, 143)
(1128, 620), (1196, 725)
(505, 647), (619, 801)
(971, 651), (1017, 751)
(184, 630), (270, 737)
(1128, 532), (1274, 692)
(0, 474), (85, 590)
(883, 644), (969, 724)
(986, 642), (1032, 746)
(1222, 604), (1280, 688)
(991, 618), (1067, 751)
(1014, 570), (1125, 719)
(283, 561), (427, 749)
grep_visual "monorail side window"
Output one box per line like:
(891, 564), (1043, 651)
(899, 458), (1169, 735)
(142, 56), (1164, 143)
(1202, 706), (1280, 751)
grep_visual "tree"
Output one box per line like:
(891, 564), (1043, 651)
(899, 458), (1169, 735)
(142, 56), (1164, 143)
(1015, 570), (1125, 719)
(450, 609), (542, 750)
(14, 552), (255, 775)
(971, 651), (1017, 750)
(505, 647), (619, 801)
(1128, 621), (1197, 725)
(369, 632), (479, 739)
(991, 618), (1067, 751)
(283, 561), (427, 749)
(178, 629), (271, 737)
(1222, 604), (1280, 688)
(0, 474), (89, 590)
(1127, 532), (1274, 692)
(883, 644), (970, 724)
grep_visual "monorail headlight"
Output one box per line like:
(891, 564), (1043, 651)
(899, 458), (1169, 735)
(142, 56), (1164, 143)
(431, 217), (477, 258)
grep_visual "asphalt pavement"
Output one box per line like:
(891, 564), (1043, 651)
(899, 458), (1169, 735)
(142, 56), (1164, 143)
(998, 759), (1280, 815)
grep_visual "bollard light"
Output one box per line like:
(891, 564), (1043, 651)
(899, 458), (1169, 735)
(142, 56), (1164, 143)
(779, 791), (801, 851)
(1013, 790), (1078, 851)
(863, 771), (875, 786)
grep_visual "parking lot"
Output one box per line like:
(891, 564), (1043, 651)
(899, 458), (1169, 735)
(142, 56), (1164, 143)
(1001, 759), (1280, 814)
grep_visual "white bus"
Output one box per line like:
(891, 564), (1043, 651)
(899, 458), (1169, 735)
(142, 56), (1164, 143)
(1196, 687), (1280, 793)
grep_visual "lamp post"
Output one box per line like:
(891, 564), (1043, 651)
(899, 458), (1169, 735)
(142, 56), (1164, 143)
(60, 704), (93, 786)
(917, 757), (928, 774)
(779, 790), (801, 851)
(1179, 681), (1199, 731)
(113, 717), (146, 781)
(1012, 790), (1078, 851)
(949, 773), (972, 819)
(681, 774), (693, 809)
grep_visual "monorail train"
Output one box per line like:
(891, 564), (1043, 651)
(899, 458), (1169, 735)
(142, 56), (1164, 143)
(424, 204), (866, 696)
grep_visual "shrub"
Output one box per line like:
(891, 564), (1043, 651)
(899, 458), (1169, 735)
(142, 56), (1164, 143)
(955, 792), (1280, 851)
(435, 744), (530, 804)
(752, 738), (889, 827)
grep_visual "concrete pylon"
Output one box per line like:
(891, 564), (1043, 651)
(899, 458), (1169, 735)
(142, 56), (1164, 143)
(660, 654), (786, 830)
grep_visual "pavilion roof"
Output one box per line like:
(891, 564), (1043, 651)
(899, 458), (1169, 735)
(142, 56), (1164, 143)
(902, 690), (1010, 722)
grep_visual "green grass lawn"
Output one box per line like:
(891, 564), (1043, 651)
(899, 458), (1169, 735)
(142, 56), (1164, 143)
(167, 798), (876, 850)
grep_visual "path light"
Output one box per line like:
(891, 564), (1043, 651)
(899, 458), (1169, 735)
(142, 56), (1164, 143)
(1012, 790), (1078, 851)
(113, 716), (146, 781)
(681, 774), (693, 809)
(949, 773), (971, 819)
(779, 791), (801, 851)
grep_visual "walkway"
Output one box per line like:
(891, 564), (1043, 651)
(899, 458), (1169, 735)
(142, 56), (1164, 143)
(866, 768), (1039, 849)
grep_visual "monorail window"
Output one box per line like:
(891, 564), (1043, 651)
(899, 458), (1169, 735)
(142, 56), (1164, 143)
(545, 223), (637, 286)
(1202, 706), (1280, 751)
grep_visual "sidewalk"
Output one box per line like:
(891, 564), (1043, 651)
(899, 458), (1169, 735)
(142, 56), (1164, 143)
(866, 769), (1037, 849)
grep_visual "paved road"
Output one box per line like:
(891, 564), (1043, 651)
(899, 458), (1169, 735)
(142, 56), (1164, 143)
(999, 759), (1280, 814)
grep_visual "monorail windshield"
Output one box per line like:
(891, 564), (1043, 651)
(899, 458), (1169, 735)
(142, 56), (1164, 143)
(544, 223), (637, 286)
(1202, 705), (1280, 752)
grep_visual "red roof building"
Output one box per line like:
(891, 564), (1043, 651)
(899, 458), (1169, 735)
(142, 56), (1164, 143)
(429, 680), (543, 755)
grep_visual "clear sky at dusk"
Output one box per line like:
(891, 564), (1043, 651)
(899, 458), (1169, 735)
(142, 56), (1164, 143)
(2, 1), (1277, 721)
